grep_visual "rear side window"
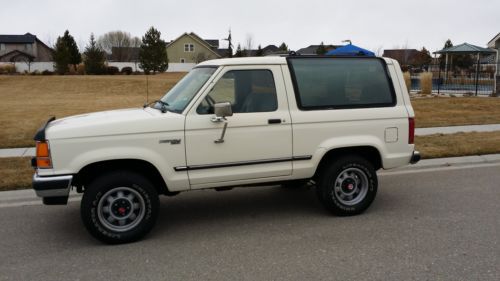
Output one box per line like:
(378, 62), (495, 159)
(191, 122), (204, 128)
(287, 57), (395, 110)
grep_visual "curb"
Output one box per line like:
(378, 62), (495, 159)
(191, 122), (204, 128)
(381, 153), (500, 172)
(1, 154), (499, 206)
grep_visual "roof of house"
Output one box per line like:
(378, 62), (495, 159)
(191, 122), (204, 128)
(204, 40), (219, 48)
(167, 32), (221, 58)
(0, 49), (36, 61)
(383, 49), (420, 56)
(0, 33), (36, 44)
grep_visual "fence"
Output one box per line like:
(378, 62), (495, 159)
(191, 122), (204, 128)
(408, 63), (498, 96)
(0, 62), (195, 73)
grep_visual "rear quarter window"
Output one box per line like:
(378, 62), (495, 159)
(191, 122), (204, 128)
(287, 57), (396, 110)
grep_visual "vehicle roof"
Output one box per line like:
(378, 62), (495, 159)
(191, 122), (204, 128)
(197, 56), (395, 67)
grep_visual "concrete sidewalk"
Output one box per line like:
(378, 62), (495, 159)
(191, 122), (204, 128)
(415, 124), (500, 136)
(1, 123), (499, 158)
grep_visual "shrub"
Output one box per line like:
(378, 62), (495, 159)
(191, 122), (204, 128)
(403, 72), (411, 92)
(106, 66), (119, 75)
(41, 70), (54, 75)
(0, 64), (17, 74)
(30, 70), (40, 76)
(76, 63), (85, 75)
(121, 66), (133, 75)
(420, 72), (433, 96)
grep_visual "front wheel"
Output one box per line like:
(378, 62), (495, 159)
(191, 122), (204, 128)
(316, 156), (377, 216)
(81, 171), (159, 244)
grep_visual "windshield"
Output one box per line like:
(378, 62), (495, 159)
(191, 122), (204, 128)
(156, 67), (217, 113)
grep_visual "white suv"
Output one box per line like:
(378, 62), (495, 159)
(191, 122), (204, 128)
(32, 56), (420, 243)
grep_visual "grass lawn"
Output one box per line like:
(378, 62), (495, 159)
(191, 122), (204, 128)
(0, 73), (185, 148)
(0, 157), (32, 191)
(2, 131), (499, 191)
(415, 131), (500, 159)
(411, 97), (500, 128)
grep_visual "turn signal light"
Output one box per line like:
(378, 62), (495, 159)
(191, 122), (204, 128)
(35, 141), (52, 168)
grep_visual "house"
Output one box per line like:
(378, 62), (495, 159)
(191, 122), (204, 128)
(246, 45), (280, 56)
(166, 32), (224, 63)
(296, 44), (340, 55)
(487, 32), (499, 74)
(487, 32), (500, 94)
(0, 33), (53, 63)
(108, 47), (140, 62)
(382, 49), (422, 66)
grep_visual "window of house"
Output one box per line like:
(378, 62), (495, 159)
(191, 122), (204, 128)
(287, 57), (395, 110)
(184, 43), (194, 52)
(0, 43), (5, 51)
(25, 44), (32, 52)
(180, 58), (186, 63)
(197, 70), (278, 114)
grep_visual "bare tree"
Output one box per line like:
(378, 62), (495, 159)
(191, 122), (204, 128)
(98, 31), (141, 61)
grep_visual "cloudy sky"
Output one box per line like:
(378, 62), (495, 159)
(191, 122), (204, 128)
(1, 0), (499, 54)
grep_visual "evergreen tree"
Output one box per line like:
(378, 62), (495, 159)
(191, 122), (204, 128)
(316, 42), (327, 55)
(83, 33), (106, 74)
(62, 30), (81, 71)
(255, 45), (264, 56)
(139, 26), (169, 74)
(53, 36), (70, 74)
(278, 42), (288, 52)
(234, 44), (244, 57)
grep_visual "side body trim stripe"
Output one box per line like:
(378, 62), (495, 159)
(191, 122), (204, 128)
(174, 155), (312, 171)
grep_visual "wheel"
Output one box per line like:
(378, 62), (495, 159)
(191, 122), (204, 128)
(316, 156), (377, 216)
(81, 171), (159, 244)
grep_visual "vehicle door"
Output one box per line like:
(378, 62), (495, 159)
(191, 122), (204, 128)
(183, 65), (292, 188)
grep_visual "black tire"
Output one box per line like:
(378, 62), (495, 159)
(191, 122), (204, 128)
(316, 155), (377, 216)
(81, 171), (159, 244)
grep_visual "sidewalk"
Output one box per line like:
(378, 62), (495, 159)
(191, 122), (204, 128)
(415, 124), (500, 136)
(1, 123), (499, 158)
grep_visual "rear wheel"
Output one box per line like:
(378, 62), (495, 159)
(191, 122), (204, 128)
(81, 171), (159, 244)
(316, 156), (377, 216)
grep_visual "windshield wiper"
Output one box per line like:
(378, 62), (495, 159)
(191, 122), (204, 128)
(143, 100), (170, 113)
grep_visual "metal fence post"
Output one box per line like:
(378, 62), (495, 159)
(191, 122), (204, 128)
(475, 53), (480, 96)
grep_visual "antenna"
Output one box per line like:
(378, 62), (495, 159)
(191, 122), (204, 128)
(146, 74), (149, 104)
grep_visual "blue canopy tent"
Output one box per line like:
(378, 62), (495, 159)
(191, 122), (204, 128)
(325, 44), (375, 56)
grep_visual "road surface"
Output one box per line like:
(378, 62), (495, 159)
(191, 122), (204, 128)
(1, 164), (499, 281)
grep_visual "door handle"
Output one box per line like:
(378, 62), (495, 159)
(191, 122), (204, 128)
(268, 119), (282, 124)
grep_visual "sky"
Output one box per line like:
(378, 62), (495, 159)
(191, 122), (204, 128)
(1, 0), (499, 55)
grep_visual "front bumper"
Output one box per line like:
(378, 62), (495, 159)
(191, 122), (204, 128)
(32, 174), (73, 204)
(410, 151), (421, 164)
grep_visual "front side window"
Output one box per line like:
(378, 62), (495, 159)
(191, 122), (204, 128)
(288, 57), (395, 110)
(157, 67), (216, 113)
(197, 69), (277, 114)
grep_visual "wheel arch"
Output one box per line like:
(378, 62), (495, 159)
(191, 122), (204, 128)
(314, 146), (382, 179)
(73, 159), (172, 195)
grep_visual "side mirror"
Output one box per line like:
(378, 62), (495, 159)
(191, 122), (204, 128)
(214, 102), (233, 118)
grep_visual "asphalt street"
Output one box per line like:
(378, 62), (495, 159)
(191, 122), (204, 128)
(0, 164), (499, 281)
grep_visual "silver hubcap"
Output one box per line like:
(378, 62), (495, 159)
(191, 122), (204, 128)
(97, 187), (145, 232)
(332, 167), (369, 206)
